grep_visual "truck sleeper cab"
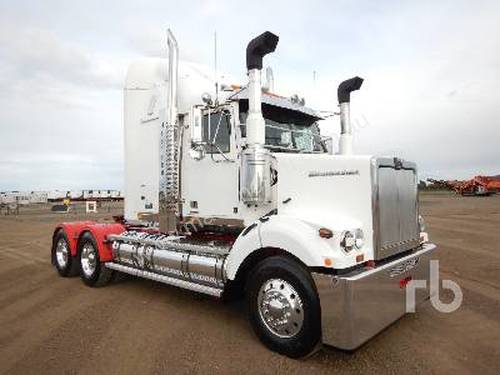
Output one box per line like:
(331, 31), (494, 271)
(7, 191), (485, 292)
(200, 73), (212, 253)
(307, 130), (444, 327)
(51, 30), (437, 358)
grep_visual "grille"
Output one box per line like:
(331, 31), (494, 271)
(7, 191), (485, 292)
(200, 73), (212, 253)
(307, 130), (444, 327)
(373, 158), (419, 260)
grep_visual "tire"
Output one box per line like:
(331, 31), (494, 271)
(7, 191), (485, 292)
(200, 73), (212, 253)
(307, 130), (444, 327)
(52, 230), (80, 277)
(78, 232), (114, 287)
(246, 256), (321, 358)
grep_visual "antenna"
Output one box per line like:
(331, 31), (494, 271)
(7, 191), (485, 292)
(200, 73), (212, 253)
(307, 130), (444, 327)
(214, 30), (219, 104)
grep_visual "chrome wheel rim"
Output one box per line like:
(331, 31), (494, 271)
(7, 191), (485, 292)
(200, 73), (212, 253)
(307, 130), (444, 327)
(55, 239), (69, 268)
(81, 243), (97, 277)
(257, 278), (304, 338)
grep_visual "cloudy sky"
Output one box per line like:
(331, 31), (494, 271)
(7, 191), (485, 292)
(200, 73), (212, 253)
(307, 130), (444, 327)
(0, 0), (499, 191)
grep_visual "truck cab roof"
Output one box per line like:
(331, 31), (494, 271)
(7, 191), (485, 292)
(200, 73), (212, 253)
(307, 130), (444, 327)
(229, 87), (324, 121)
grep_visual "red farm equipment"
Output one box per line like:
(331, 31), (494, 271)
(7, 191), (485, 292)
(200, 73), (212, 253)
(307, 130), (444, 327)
(429, 176), (500, 196)
(456, 175), (500, 196)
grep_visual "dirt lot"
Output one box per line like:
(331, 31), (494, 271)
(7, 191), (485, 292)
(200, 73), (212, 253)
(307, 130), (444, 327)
(0, 194), (499, 374)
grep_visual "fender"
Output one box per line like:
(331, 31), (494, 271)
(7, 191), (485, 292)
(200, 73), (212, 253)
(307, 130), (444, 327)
(225, 215), (334, 280)
(259, 215), (369, 270)
(225, 220), (263, 280)
(78, 223), (126, 262)
(54, 221), (95, 257)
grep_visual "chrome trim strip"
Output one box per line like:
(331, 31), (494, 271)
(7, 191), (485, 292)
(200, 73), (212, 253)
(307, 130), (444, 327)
(370, 158), (380, 259)
(105, 262), (223, 298)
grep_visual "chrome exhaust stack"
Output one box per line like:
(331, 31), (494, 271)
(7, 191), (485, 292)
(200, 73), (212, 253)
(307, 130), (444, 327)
(245, 31), (279, 146)
(240, 31), (279, 206)
(159, 29), (180, 233)
(337, 76), (363, 155)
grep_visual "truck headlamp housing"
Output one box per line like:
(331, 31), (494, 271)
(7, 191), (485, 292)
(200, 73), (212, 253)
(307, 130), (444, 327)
(340, 229), (364, 252)
(354, 228), (364, 249)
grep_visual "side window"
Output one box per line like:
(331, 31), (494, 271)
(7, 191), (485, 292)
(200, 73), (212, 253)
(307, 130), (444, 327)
(202, 112), (231, 153)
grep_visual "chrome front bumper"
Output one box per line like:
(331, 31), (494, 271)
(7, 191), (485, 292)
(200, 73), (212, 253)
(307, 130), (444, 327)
(312, 243), (437, 350)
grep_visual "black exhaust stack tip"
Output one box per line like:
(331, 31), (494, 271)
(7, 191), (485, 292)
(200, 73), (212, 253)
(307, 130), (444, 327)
(338, 76), (364, 104)
(246, 31), (279, 71)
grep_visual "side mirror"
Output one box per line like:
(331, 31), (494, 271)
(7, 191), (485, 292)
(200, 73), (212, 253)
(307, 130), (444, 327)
(189, 143), (206, 161)
(323, 137), (334, 155)
(190, 106), (203, 144)
(189, 106), (205, 160)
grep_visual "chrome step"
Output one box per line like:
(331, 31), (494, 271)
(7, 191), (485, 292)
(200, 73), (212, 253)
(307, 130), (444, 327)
(105, 262), (223, 298)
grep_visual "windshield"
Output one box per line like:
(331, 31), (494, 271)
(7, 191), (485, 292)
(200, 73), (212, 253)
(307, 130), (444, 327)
(264, 119), (324, 153)
(239, 104), (326, 153)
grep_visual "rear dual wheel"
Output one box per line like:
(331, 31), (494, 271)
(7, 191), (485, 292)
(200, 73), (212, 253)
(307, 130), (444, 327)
(53, 230), (113, 287)
(53, 230), (80, 277)
(78, 232), (114, 287)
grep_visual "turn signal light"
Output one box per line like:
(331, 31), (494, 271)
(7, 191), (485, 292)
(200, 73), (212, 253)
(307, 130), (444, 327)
(399, 276), (412, 288)
(319, 228), (333, 239)
(356, 254), (365, 263)
(364, 260), (376, 269)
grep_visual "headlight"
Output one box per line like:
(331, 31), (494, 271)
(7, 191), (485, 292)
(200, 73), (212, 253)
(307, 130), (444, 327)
(340, 229), (364, 252)
(418, 215), (426, 232)
(354, 228), (364, 249)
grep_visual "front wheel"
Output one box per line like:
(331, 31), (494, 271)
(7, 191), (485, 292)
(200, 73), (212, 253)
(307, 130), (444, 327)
(247, 256), (321, 358)
(78, 232), (114, 287)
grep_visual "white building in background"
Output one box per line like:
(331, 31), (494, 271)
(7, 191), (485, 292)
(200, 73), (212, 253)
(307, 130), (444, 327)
(47, 190), (68, 201)
(47, 190), (84, 200)
(0, 190), (123, 204)
(67, 190), (84, 200)
(83, 189), (123, 200)
(0, 191), (48, 205)
(28, 191), (49, 203)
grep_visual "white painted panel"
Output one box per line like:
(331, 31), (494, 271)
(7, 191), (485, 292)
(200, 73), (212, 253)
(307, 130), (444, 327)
(275, 153), (376, 260)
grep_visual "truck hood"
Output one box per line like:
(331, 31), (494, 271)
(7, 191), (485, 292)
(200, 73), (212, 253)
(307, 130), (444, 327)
(273, 153), (376, 255)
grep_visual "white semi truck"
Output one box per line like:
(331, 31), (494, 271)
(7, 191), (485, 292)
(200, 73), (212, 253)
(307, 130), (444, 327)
(51, 30), (436, 358)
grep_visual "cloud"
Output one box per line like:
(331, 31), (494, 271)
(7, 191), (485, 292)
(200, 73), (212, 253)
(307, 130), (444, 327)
(0, 26), (123, 92)
(0, 23), (125, 190)
(0, 0), (499, 191)
(0, 155), (122, 191)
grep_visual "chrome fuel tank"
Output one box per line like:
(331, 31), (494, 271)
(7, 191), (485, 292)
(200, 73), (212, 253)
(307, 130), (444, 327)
(110, 232), (228, 288)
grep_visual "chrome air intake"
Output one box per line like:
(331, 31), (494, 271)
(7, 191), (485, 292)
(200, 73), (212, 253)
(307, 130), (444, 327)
(241, 144), (272, 205)
(240, 31), (279, 206)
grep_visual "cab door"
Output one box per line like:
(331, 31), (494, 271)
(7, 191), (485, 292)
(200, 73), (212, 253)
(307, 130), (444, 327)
(181, 105), (240, 220)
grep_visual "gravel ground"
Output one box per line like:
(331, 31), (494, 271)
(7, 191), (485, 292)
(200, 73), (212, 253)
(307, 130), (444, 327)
(0, 194), (499, 374)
